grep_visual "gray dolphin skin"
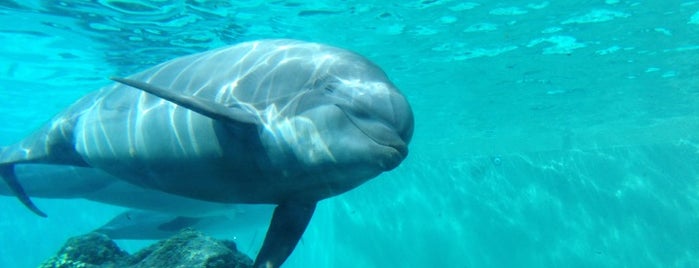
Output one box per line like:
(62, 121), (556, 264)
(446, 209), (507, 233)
(0, 39), (414, 267)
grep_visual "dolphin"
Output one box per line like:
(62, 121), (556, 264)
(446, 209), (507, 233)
(0, 39), (414, 267)
(1, 164), (274, 240)
(1, 164), (240, 216)
(94, 210), (232, 240)
(94, 207), (272, 242)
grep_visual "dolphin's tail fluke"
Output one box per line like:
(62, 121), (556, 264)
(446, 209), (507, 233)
(0, 163), (46, 217)
(0, 144), (48, 217)
(0, 118), (88, 217)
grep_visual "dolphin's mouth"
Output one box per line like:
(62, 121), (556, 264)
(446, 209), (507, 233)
(335, 104), (408, 168)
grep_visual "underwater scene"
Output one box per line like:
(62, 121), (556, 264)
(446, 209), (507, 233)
(1, 0), (699, 267)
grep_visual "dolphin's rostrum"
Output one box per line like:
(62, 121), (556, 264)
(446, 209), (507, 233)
(0, 39), (414, 267)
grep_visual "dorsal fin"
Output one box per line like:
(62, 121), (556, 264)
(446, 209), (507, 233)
(111, 77), (261, 126)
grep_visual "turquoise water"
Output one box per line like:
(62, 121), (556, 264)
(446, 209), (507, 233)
(1, 1), (699, 267)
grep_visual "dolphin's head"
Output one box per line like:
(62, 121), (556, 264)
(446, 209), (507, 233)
(315, 72), (414, 171)
(258, 47), (413, 199)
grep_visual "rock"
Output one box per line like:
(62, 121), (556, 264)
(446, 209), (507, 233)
(126, 229), (253, 268)
(41, 228), (253, 268)
(40, 232), (128, 268)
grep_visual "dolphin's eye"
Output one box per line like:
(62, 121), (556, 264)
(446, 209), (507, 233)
(312, 75), (337, 94)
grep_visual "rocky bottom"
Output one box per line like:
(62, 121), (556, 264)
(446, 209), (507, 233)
(40, 228), (253, 268)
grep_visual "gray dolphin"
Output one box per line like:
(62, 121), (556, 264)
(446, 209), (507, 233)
(0, 39), (414, 267)
(94, 210), (234, 240)
(2, 164), (239, 216)
(94, 207), (272, 242)
(1, 164), (273, 240)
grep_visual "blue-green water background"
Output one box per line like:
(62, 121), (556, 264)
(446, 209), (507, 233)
(2, 1), (699, 267)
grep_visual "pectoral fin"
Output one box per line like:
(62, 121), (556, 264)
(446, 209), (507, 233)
(111, 77), (261, 125)
(254, 202), (316, 268)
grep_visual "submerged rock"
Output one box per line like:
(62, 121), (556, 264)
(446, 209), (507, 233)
(126, 228), (252, 268)
(40, 229), (253, 268)
(39, 232), (128, 268)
